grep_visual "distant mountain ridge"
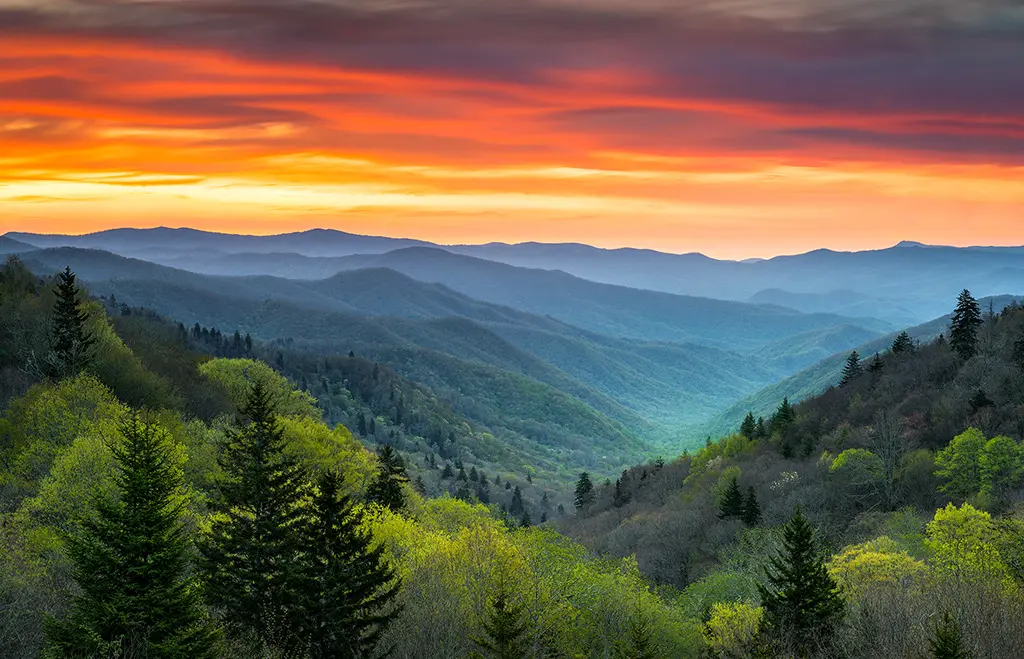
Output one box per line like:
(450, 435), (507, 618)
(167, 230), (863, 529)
(9, 227), (1023, 324)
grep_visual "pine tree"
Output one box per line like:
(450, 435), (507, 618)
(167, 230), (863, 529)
(366, 445), (409, 512)
(742, 486), (761, 527)
(44, 413), (218, 658)
(470, 586), (529, 659)
(200, 379), (308, 655)
(441, 463), (454, 479)
(950, 289), (983, 360)
(740, 412), (757, 439)
(574, 472), (594, 511)
(929, 612), (970, 659)
(519, 510), (532, 528)
(717, 476), (744, 520)
(510, 486), (525, 518)
(615, 606), (658, 659)
(47, 266), (95, 379)
(839, 351), (863, 386)
(295, 470), (400, 659)
(772, 398), (796, 434)
(891, 331), (914, 355)
(868, 353), (884, 374)
(757, 508), (844, 655)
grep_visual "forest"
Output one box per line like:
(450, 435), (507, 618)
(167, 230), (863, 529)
(2, 255), (1024, 658)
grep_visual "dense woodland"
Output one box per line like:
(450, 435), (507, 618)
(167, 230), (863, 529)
(3, 255), (1024, 658)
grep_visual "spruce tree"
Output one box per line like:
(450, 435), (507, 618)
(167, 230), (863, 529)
(950, 289), (983, 360)
(199, 379), (308, 655)
(47, 266), (95, 379)
(574, 472), (594, 511)
(839, 350), (863, 386)
(757, 508), (844, 655)
(510, 486), (525, 518)
(891, 331), (914, 355)
(717, 476), (744, 519)
(44, 413), (218, 658)
(929, 612), (970, 659)
(615, 607), (658, 659)
(742, 486), (761, 526)
(366, 445), (409, 512)
(868, 353), (884, 374)
(470, 587), (529, 659)
(740, 412), (757, 439)
(295, 470), (400, 659)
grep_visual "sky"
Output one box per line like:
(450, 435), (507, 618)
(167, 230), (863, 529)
(1, 0), (1023, 259)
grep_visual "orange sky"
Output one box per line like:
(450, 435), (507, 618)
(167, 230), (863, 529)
(2, 1), (1024, 259)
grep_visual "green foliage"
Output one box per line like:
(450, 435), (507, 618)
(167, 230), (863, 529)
(702, 602), (762, 659)
(367, 445), (410, 513)
(739, 412), (756, 439)
(199, 379), (308, 654)
(742, 487), (761, 527)
(929, 612), (970, 659)
(198, 358), (319, 419)
(950, 289), (982, 361)
(470, 585), (529, 659)
(934, 428), (986, 500)
(42, 413), (218, 658)
(826, 536), (926, 597)
(925, 503), (1012, 586)
(757, 508), (844, 655)
(46, 267), (95, 380)
(295, 470), (401, 658)
(979, 435), (1022, 502)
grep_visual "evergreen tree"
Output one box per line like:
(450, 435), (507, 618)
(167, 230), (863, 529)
(755, 416), (767, 439)
(44, 413), (218, 658)
(366, 445), (409, 513)
(891, 331), (914, 355)
(950, 289), (983, 360)
(295, 470), (400, 659)
(613, 479), (630, 508)
(772, 398), (796, 434)
(47, 266), (95, 379)
(839, 351), (863, 386)
(758, 508), (844, 655)
(868, 352), (884, 374)
(929, 612), (970, 659)
(519, 510), (532, 528)
(1013, 328), (1024, 370)
(740, 412), (757, 438)
(615, 606), (658, 659)
(199, 379), (308, 655)
(717, 476), (744, 520)
(510, 486), (525, 518)
(742, 486), (761, 527)
(441, 463), (454, 479)
(470, 586), (529, 659)
(574, 472), (594, 511)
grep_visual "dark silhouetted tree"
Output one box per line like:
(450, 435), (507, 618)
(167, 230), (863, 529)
(366, 445), (409, 512)
(868, 353), (884, 374)
(47, 266), (95, 379)
(929, 612), (969, 659)
(740, 412), (757, 438)
(950, 289), (982, 360)
(295, 470), (400, 659)
(470, 584), (528, 659)
(574, 472), (594, 511)
(717, 476), (744, 520)
(840, 351), (863, 387)
(891, 331), (914, 355)
(742, 486), (761, 527)
(200, 379), (307, 655)
(758, 508), (844, 655)
(44, 413), (218, 658)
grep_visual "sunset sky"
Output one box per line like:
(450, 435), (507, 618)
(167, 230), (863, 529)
(1, 0), (1023, 259)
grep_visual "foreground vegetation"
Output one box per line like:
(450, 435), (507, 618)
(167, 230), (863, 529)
(3, 258), (1024, 658)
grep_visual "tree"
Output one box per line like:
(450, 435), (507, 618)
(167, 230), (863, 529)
(470, 586), (529, 659)
(742, 487), (761, 527)
(929, 612), (970, 659)
(772, 398), (796, 432)
(366, 445), (409, 513)
(510, 486), (525, 518)
(935, 428), (986, 500)
(740, 412), (756, 439)
(867, 353), (884, 374)
(574, 472), (594, 511)
(717, 476), (744, 520)
(615, 606), (658, 659)
(979, 435), (1022, 502)
(757, 508), (844, 655)
(199, 379), (308, 654)
(839, 351), (863, 387)
(1012, 328), (1024, 370)
(891, 331), (914, 355)
(44, 413), (218, 658)
(295, 470), (400, 659)
(950, 289), (982, 360)
(47, 266), (95, 379)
